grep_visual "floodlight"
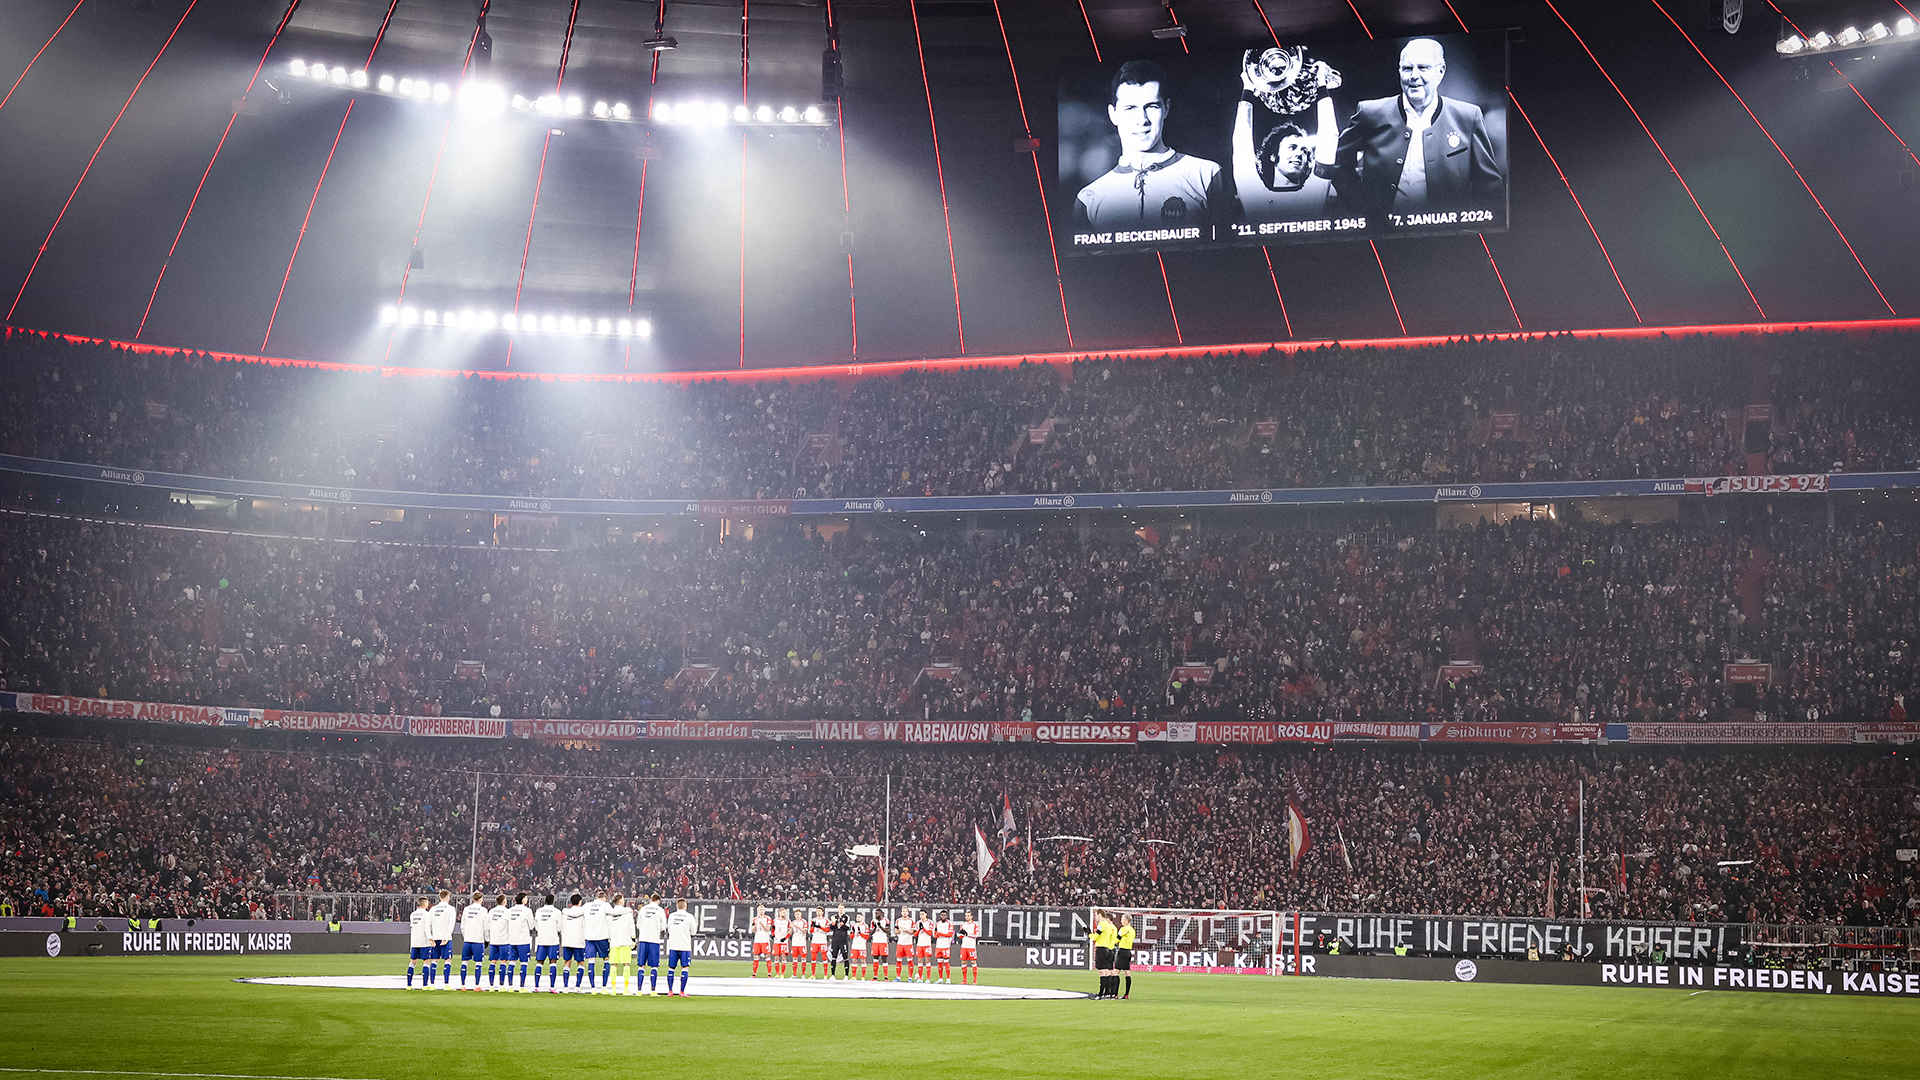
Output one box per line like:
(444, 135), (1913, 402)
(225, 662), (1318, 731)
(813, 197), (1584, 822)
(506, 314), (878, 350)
(350, 70), (368, 88)
(565, 96), (583, 116)
(378, 74), (395, 92)
(288, 59), (307, 77)
(379, 305), (398, 324)
(399, 305), (419, 325)
(612, 102), (630, 119)
(780, 105), (799, 122)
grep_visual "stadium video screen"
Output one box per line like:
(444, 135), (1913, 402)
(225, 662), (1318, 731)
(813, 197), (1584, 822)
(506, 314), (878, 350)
(1058, 32), (1509, 255)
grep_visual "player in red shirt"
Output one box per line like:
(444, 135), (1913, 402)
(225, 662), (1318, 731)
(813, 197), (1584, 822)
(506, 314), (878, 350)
(958, 910), (981, 984)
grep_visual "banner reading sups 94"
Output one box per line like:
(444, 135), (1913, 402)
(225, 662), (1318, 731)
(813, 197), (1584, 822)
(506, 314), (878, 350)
(1059, 32), (1507, 255)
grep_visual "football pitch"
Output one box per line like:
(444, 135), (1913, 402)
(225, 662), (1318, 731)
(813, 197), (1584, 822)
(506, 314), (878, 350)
(1, 956), (1914, 1080)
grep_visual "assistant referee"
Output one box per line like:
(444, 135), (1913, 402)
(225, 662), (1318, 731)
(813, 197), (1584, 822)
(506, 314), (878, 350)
(1090, 910), (1118, 999)
(1116, 914), (1136, 999)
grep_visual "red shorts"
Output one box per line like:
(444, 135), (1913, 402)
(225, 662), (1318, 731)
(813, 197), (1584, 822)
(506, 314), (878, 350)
(917, 944), (933, 958)
(776, 943), (791, 956)
(871, 943), (888, 958)
(852, 946), (868, 960)
(812, 943), (828, 959)
(753, 942), (769, 956)
(959, 947), (977, 963)
(934, 947), (951, 960)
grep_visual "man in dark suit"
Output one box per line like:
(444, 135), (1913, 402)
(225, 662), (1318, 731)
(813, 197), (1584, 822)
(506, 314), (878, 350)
(1322, 38), (1503, 225)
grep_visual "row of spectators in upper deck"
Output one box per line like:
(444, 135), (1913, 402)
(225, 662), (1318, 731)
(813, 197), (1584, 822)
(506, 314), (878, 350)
(1, 510), (1913, 729)
(2, 733), (1914, 928)
(3, 331), (1915, 503)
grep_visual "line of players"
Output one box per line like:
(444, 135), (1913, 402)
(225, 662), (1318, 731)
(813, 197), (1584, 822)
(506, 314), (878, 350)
(407, 888), (698, 995)
(748, 905), (982, 985)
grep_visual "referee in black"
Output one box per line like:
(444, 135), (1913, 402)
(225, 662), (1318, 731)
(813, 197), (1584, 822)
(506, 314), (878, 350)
(1116, 913), (1136, 999)
(1090, 910), (1118, 998)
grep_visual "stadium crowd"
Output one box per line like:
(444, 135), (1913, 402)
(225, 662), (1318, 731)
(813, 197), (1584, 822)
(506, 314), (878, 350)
(0, 732), (1913, 929)
(1, 513), (1915, 727)
(2, 330), (1915, 502)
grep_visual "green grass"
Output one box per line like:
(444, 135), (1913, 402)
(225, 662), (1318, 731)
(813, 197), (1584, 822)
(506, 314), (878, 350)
(0, 956), (1915, 1079)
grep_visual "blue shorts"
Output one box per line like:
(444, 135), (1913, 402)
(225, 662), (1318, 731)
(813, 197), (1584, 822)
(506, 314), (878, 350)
(535, 944), (560, 962)
(637, 941), (661, 969)
(667, 949), (691, 969)
(562, 946), (585, 962)
(488, 944), (507, 961)
(431, 942), (451, 960)
(586, 939), (609, 960)
(462, 941), (487, 962)
(410, 947), (432, 960)
(511, 944), (531, 962)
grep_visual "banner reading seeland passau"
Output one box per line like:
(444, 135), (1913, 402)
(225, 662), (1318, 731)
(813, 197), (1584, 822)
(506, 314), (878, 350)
(4, 454), (1903, 520)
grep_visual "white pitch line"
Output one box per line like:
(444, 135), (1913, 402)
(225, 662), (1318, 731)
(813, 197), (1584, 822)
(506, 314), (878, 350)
(0, 1069), (384, 1080)
(0, 1060), (385, 1068)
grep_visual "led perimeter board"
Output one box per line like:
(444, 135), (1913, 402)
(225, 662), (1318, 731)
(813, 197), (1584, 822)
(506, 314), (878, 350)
(1058, 32), (1509, 255)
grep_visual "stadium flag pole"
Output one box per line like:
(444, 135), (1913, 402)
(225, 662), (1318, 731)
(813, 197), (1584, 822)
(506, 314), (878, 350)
(468, 771), (481, 894)
(883, 773), (891, 902)
(1578, 779), (1586, 917)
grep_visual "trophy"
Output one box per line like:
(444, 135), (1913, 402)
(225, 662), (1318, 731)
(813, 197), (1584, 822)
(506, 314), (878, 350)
(1241, 46), (1341, 116)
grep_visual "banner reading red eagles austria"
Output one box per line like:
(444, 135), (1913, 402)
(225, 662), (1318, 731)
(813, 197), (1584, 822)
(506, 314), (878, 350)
(19, 693), (251, 727)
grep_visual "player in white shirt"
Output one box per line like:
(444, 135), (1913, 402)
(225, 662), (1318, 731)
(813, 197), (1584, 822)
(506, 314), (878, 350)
(485, 893), (511, 989)
(915, 909), (935, 983)
(560, 893), (590, 991)
(934, 911), (955, 984)
(808, 907), (830, 978)
(892, 910), (915, 981)
(850, 911), (870, 980)
(635, 894), (667, 994)
(506, 892), (535, 991)
(533, 893), (563, 991)
(407, 896), (433, 988)
(750, 905), (773, 978)
(606, 894), (638, 995)
(869, 909), (889, 982)
(663, 899), (697, 996)
(458, 891), (490, 989)
(425, 889), (457, 988)
(771, 907), (791, 978)
(959, 910), (981, 985)
(582, 889), (612, 991)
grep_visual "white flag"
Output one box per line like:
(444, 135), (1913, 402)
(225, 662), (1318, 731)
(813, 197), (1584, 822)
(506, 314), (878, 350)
(974, 824), (997, 883)
(847, 844), (882, 858)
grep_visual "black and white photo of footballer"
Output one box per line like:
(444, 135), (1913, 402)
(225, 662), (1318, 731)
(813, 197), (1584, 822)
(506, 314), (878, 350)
(1071, 60), (1227, 233)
